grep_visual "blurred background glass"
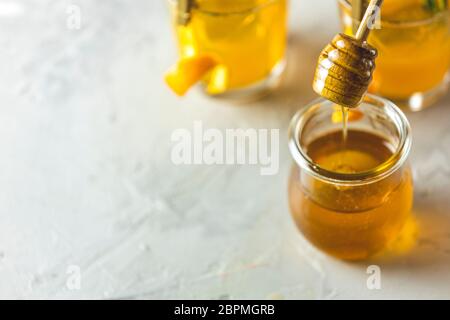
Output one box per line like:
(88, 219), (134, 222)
(167, 0), (287, 100)
(338, 0), (450, 111)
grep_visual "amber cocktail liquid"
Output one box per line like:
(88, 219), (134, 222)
(338, 0), (450, 110)
(167, 0), (287, 98)
(288, 96), (413, 260)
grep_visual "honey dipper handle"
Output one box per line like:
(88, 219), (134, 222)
(352, 0), (365, 35)
(355, 0), (384, 41)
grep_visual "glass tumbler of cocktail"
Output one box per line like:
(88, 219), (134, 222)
(166, 0), (287, 100)
(338, 0), (450, 111)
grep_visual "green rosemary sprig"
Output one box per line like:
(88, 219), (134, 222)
(424, 0), (448, 12)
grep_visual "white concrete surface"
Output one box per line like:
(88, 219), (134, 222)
(0, 0), (449, 299)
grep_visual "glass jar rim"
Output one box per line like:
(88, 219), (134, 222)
(288, 94), (412, 186)
(338, 0), (449, 27)
(168, 0), (280, 16)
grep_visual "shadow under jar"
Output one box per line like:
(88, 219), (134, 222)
(288, 95), (413, 260)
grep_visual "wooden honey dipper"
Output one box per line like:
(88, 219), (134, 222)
(313, 0), (383, 108)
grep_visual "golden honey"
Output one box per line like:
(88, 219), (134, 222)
(289, 130), (413, 260)
(169, 0), (287, 95)
(288, 96), (413, 260)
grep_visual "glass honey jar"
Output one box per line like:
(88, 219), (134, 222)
(288, 95), (413, 260)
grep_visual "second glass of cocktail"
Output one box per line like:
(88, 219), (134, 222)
(338, 0), (450, 111)
(166, 0), (287, 100)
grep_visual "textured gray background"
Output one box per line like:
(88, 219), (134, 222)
(0, 0), (449, 299)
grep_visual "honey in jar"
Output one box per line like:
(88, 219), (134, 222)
(288, 95), (413, 260)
